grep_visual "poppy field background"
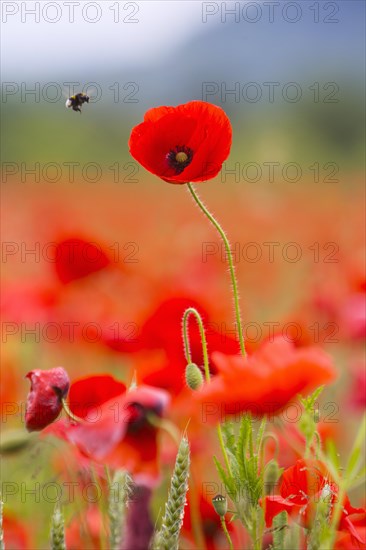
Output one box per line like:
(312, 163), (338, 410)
(1, 1), (365, 549)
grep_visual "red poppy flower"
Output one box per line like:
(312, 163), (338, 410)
(195, 337), (336, 422)
(46, 374), (170, 485)
(25, 367), (70, 431)
(335, 518), (366, 549)
(129, 101), (232, 184)
(262, 459), (366, 546)
(54, 237), (110, 284)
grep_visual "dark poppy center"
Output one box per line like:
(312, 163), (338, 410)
(125, 400), (164, 433)
(166, 145), (193, 174)
(126, 402), (147, 432)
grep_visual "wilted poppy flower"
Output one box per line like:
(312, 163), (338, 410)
(25, 367), (69, 431)
(54, 237), (110, 284)
(129, 101), (232, 184)
(262, 459), (366, 546)
(195, 337), (336, 422)
(47, 374), (170, 485)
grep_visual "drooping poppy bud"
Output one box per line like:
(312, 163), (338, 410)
(264, 459), (282, 496)
(25, 367), (70, 431)
(185, 363), (204, 390)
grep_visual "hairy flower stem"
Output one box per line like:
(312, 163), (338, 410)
(272, 512), (287, 550)
(220, 516), (234, 550)
(182, 307), (233, 477)
(182, 308), (210, 382)
(61, 399), (85, 424)
(327, 414), (366, 548)
(187, 182), (246, 357)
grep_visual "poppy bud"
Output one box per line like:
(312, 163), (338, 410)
(25, 367), (70, 431)
(185, 363), (204, 390)
(264, 459), (282, 496)
(212, 494), (227, 517)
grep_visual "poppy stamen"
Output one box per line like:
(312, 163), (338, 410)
(166, 145), (193, 174)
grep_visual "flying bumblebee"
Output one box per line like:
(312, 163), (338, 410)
(65, 92), (89, 113)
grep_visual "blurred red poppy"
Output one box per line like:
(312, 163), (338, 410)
(25, 367), (70, 431)
(129, 101), (232, 183)
(340, 292), (366, 341)
(106, 296), (241, 394)
(262, 459), (366, 546)
(66, 506), (103, 550)
(47, 374), (170, 485)
(54, 238), (110, 284)
(195, 337), (336, 422)
(347, 360), (366, 411)
(2, 514), (31, 549)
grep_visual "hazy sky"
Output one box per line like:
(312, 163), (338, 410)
(1, 1), (364, 83)
(1, 1), (207, 78)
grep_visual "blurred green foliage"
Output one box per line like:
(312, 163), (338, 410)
(1, 84), (364, 171)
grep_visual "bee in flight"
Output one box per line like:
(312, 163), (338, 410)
(65, 92), (89, 113)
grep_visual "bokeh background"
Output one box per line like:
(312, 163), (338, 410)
(1, 1), (365, 548)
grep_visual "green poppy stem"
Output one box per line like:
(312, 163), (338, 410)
(182, 307), (233, 477)
(187, 183), (246, 357)
(220, 516), (234, 550)
(182, 307), (210, 383)
(61, 399), (84, 424)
